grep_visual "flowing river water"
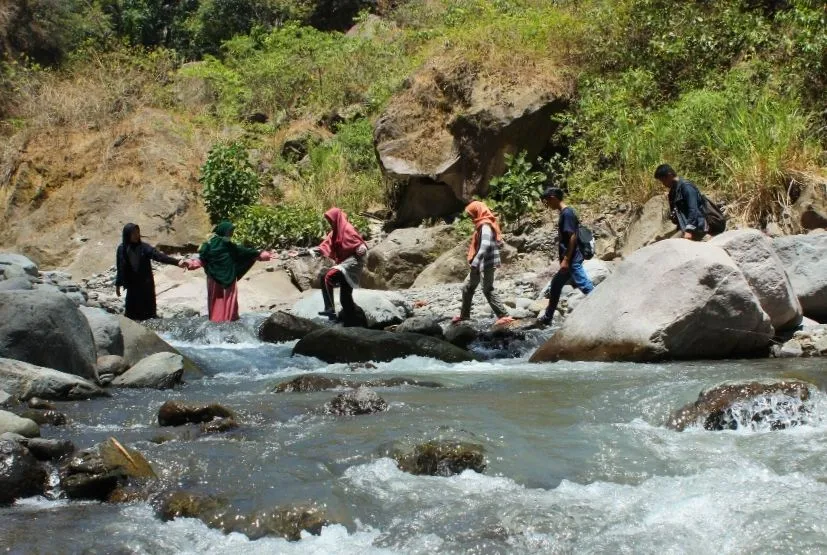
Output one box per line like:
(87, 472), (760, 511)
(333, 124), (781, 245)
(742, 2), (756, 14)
(2, 316), (827, 554)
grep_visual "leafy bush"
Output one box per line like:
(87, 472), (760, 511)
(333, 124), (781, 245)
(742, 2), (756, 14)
(488, 151), (546, 224)
(233, 203), (371, 248)
(200, 141), (261, 224)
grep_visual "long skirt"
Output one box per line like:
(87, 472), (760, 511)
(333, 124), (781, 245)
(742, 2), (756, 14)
(124, 279), (158, 321)
(207, 278), (239, 322)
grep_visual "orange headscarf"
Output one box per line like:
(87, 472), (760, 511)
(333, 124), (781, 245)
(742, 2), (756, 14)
(465, 201), (503, 263)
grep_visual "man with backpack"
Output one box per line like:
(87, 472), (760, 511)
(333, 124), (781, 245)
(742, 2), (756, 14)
(537, 187), (595, 326)
(654, 164), (725, 240)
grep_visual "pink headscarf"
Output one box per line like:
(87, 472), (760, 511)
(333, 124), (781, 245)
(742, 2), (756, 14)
(318, 207), (365, 263)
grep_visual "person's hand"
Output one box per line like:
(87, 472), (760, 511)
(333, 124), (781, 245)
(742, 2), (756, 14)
(115, 286), (121, 298)
(177, 259), (187, 269)
(560, 258), (570, 272)
(258, 251), (273, 262)
(683, 231), (694, 240)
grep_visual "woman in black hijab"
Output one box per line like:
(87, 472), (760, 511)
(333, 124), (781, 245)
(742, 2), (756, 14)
(115, 223), (186, 321)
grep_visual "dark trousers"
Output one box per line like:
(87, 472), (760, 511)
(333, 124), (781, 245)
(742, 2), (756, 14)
(543, 261), (594, 322)
(319, 268), (355, 314)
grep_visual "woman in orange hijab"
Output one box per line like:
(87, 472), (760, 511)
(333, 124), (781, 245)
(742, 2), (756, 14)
(453, 201), (513, 325)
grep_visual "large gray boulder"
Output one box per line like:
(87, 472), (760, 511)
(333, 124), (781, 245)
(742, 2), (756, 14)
(0, 358), (107, 401)
(772, 234), (827, 322)
(412, 243), (469, 288)
(362, 226), (458, 289)
(0, 439), (47, 505)
(291, 290), (412, 329)
(119, 316), (195, 371)
(112, 352), (184, 389)
(0, 410), (40, 437)
(0, 290), (98, 381)
(293, 327), (475, 364)
(710, 229), (802, 331)
(530, 239), (774, 362)
(0, 277), (34, 291)
(79, 307), (125, 356)
(0, 253), (38, 277)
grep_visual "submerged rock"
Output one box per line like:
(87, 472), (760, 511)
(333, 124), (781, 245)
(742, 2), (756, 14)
(667, 380), (812, 432)
(157, 400), (234, 427)
(273, 374), (442, 393)
(294, 327), (475, 364)
(258, 311), (323, 343)
(200, 417), (239, 434)
(324, 387), (388, 416)
(393, 440), (487, 476)
(0, 439), (47, 505)
(60, 437), (156, 500)
(157, 490), (328, 541)
(112, 352), (183, 389)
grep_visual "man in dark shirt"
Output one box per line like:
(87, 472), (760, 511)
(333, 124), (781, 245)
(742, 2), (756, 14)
(654, 164), (707, 241)
(538, 187), (595, 326)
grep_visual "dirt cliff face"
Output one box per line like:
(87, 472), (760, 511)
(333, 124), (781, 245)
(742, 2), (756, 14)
(0, 108), (216, 276)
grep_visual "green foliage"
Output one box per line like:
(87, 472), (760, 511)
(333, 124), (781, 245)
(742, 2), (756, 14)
(200, 142), (261, 224)
(233, 203), (371, 248)
(488, 151), (546, 224)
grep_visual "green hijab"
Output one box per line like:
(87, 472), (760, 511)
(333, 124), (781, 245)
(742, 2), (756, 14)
(198, 221), (261, 288)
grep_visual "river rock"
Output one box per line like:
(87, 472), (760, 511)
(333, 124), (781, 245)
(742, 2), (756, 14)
(291, 290), (412, 329)
(294, 327), (475, 364)
(273, 374), (442, 392)
(667, 381), (812, 431)
(0, 253), (39, 277)
(24, 438), (75, 461)
(324, 387), (388, 416)
(0, 289), (98, 381)
(396, 316), (444, 339)
(710, 229), (802, 331)
(27, 397), (54, 410)
(112, 352), (184, 389)
(530, 240), (774, 362)
(412, 243), (469, 288)
(772, 234), (827, 322)
(19, 409), (67, 427)
(258, 311), (323, 343)
(79, 306), (125, 356)
(119, 316), (196, 369)
(393, 440), (486, 476)
(60, 438), (156, 500)
(200, 417), (238, 434)
(157, 400), (234, 427)
(444, 322), (478, 349)
(157, 491), (328, 542)
(97, 355), (127, 377)
(0, 439), (47, 505)
(0, 277), (34, 291)
(362, 226), (458, 289)
(0, 358), (107, 401)
(0, 410), (39, 437)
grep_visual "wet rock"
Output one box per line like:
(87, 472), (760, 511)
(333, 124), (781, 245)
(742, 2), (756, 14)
(324, 387), (388, 416)
(393, 440), (486, 476)
(112, 352), (184, 389)
(79, 306), (125, 356)
(372, 377), (442, 389)
(531, 240), (774, 362)
(157, 490), (328, 541)
(24, 438), (74, 461)
(0, 410), (39, 437)
(667, 381), (812, 432)
(294, 327), (475, 364)
(157, 400), (234, 427)
(444, 322), (478, 349)
(27, 397), (54, 410)
(200, 417), (239, 434)
(396, 316), (444, 339)
(61, 438), (156, 500)
(0, 439), (47, 505)
(274, 375), (351, 392)
(19, 409), (67, 426)
(0, 289), (98, 381)
(362, 226), (458, 289)
(258, 311), (323, 343)
(97, 355), (127, 377)
(0, 358), (107, 401)
(772, 234), (827, 322)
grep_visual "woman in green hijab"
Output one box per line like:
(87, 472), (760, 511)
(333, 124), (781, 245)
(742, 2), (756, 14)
(187, 221), (274, 322)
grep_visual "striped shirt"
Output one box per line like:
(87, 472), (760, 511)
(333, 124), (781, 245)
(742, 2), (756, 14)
(471, 224), (501, 271)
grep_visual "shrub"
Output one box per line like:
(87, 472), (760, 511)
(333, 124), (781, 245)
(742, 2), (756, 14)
(488, 151), (546, 225)
(200, 141), (261, 224)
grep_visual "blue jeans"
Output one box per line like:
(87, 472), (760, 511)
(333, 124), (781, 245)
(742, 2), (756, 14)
(543, 261), (594, 321)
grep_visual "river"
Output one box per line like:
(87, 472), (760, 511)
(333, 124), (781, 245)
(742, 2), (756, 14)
(2, 316), (826, 554)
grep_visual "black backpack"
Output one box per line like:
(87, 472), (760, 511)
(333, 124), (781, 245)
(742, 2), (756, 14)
(702, 195), (727, 236)
(574, 214), (595, 260)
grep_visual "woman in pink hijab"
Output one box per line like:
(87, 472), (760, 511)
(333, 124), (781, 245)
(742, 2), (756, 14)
(316, 207), (367, 321)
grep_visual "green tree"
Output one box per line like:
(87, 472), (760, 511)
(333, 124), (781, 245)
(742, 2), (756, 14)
(200, 142), (261, 224)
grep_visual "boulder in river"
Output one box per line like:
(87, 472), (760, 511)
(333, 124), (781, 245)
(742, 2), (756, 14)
(119, 316), (200, 374)
(258, 311), (323, 343)
(79, 306), (125, 356)
(111, 352), (184, 390)
(444, 322), (478, 349)
(530, 239), (774, 362)
(772, 234), (827, 322)
(291, 290), (413, 329)
(294, 327), (475, 364)
(0, 358), (107, 401)
(200, 417), (239, 434)
(667, 380), (812, 432)
(61, 437), (156, 501)
(0, 410), (39, 437)
(709, 229), (802, 331)
(361, 226), (459, 289)
(0, 289), (98, 381)
(97, 355), (127, 377)
(396, 316), (444, 339)
(0, 439), (47, 505)
(157, 400), (234, 427)
(273, 374), (443, 392)
(393, 440), (487, 476)
(324, 387), (388, 416)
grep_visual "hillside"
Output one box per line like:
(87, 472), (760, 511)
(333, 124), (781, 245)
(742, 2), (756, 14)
(1, 0), (825, 274)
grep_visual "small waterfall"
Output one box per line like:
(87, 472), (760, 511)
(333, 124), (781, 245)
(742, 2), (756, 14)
(707, 392), (818, 432)
(144, 314), (265, 345)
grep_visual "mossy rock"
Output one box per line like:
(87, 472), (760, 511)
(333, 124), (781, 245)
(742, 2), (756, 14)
(394, 440), (486, 476)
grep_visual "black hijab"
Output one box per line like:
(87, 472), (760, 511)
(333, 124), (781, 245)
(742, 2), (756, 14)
(121, 223), (142, 272)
